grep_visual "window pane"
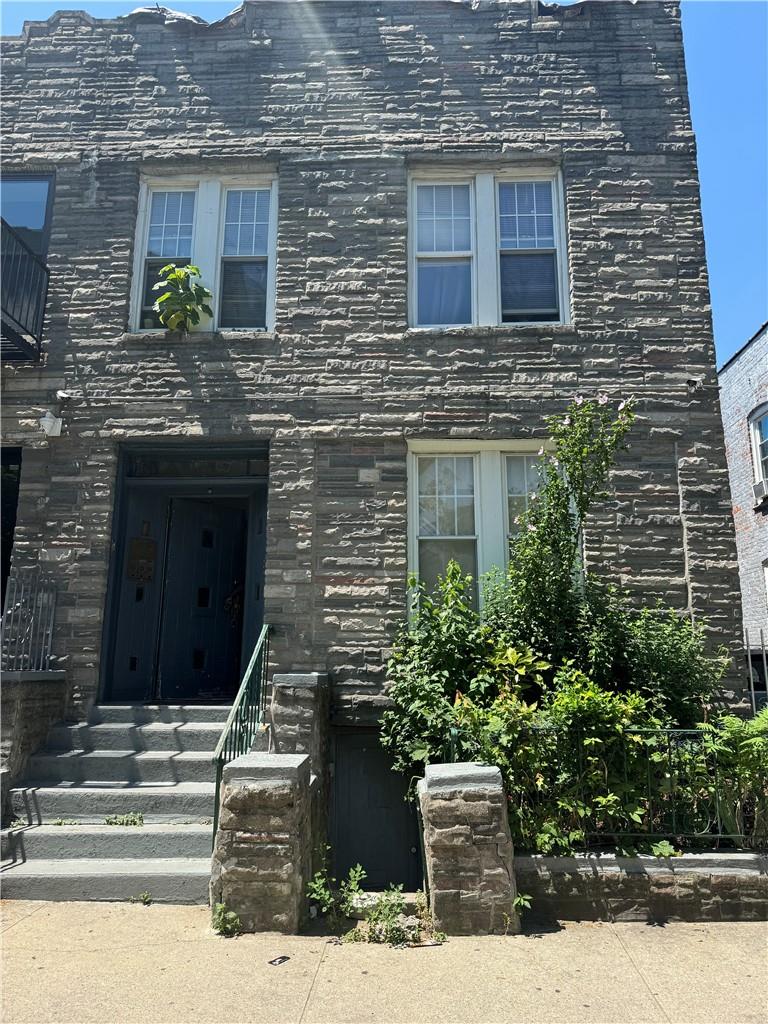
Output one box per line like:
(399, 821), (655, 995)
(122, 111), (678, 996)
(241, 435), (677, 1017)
(1, 178), (51, 256)
(415, 184), (471, 253)
(417, 258), (471, 325)
(417, 455), (475, 539)
(506, 454), (542, 536)
(498, 180), (555, 250)
(418, 538), (477, 598)
(500, 252), (558, 322)
(141, 257), (190, 329)
(147, 190), (195, 258)
(223, 188), (271, 257)
(219, 259), (267, 328)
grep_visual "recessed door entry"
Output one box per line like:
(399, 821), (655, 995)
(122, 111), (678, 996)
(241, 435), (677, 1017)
(107, 489), (263, 703)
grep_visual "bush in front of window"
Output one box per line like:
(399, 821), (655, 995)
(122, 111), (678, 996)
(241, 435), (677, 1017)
(380, 395), (746, 854)
(152, 262), (213, 333)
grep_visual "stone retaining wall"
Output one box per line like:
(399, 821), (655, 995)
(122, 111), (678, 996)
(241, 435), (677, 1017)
(515, 852), (768, 923)
(1, 672), (67, 821)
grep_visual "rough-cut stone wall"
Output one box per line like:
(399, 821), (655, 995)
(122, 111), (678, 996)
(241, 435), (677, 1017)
(516, 852), (768, 923)
(1, 0), (744, 719)
(719, 326), (768, 641)
(418, 763), (519, 935)
(210, 753), (313, 933)
(0, 673), (67, 817)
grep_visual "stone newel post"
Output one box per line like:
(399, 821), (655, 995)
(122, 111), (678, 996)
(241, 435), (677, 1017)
(210, 753), (312, 933)
(418, 762), (519, 935)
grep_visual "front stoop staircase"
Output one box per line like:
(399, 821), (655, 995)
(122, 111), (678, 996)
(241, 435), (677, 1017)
(1, 704), (229, 903)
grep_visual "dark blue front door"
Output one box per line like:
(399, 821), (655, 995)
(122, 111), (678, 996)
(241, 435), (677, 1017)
(108, 492), (256, 702)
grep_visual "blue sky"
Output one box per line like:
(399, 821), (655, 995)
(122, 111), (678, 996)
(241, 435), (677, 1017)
(2, 0), (766, 364)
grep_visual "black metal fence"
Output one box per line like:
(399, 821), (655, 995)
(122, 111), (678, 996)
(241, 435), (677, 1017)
(1, 568), (57, 672)
(1, 218), (50, 360)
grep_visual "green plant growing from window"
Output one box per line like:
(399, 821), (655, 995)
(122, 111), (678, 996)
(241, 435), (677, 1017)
(152, 263), (213, 333)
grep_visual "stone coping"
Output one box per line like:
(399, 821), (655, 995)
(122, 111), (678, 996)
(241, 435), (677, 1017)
(272, 672), (329, 689)
(1, 671), (67, 685)
(515, 851), (768, 876)
(421, 762), (502, 794)
(222, 752), (310, 784)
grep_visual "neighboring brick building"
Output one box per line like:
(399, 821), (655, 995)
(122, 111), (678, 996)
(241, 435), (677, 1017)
(0, 0), (745, 890)
(719, 322), (768, 690)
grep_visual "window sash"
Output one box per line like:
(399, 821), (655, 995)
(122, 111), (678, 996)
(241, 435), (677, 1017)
(754, 413), (768, 482)
(133, 178), (276, 332)
(414, 182), (475, 327)
(409, 445), (542, 604)
(409, 171), (567, 328)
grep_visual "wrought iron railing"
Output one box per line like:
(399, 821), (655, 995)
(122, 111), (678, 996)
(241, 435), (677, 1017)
(1, 219), (50, 361)
(1, 567), (57, 671)
(440, 723), (768, 851)
(212, 624), (271, 838)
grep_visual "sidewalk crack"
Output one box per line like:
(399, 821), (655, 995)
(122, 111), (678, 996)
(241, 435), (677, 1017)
(297, 936), (329, 1024)
(609, 923), (672, 1024)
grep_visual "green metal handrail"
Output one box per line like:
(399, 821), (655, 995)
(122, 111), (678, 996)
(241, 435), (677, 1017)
(211, 623), (271, 840)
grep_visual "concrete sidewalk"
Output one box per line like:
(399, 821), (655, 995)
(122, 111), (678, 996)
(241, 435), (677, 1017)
(1, 901), (766, 1024)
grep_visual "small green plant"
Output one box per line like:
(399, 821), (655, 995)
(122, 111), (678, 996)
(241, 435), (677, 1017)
(8, 819), (25, 829)
(129, 891), (153, 905)
(104, 812), (144, 827)
(365, 885), (418, 946)
(211, 902), (241, 937)
(51, 819), (77, 826)
(306, 847), (367, 929)
(512, 892), (532, 912)
(648, 840), (681, 859)
(152, 263), (213, 333)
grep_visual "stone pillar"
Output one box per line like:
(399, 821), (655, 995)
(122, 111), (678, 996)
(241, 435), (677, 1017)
(268, 672), (330, 872)
(210, 753), (312, 934)
(269, 672), (329, 776)
(418, 763), (519, 936)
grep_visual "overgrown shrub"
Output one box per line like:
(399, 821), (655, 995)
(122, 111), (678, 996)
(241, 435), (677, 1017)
(381, 394), (754, 853)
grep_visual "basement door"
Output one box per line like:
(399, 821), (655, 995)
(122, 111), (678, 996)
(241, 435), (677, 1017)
(107, 494), (252, 703)
(331, 730), (422, 891)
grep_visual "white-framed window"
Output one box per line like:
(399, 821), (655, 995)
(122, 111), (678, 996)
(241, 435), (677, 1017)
(131, 175), (278, 332)
(750, 406), (768, 484)
(408, 168), (569, 329)
(407, 441), (543, 600)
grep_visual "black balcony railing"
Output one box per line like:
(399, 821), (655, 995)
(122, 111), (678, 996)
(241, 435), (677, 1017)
(1, 218), (50, 361)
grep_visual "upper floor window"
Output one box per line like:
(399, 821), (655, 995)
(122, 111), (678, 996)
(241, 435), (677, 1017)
(751, 408), (768, 485)
(1, 174), (55, 258)
(409, 170), (568, 329)
(132, 176), (277, 332)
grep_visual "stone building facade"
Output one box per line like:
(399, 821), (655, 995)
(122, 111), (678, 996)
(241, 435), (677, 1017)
(719, 323), (768, 685)
(0, 0), (744, 874)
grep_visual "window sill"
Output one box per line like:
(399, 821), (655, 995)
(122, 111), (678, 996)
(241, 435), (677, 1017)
(405, 323), (575, 341)
(121, 329), (278, 344)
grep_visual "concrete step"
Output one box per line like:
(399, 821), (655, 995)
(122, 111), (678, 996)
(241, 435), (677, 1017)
(27, 750), (214, 785)
(2, 823), (212, 861)
(88, 705), (231, 726)
(46, 721), (225, 753)
(0, 857), (210, 903)
(10, 782), (216, 824)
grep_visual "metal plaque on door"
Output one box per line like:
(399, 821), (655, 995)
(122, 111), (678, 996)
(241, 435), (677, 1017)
(126, 537), (157, 581)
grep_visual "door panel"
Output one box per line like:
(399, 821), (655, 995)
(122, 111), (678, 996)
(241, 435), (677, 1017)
(332, 731), (421, 891)
(157, 498), (247, 701)
(109, 491), (169, 702)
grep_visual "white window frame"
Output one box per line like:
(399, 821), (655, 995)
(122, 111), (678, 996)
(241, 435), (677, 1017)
(407, 439), (547, 602)
(408, 167), (569, 329)
(749, 403), (768, 484)
(130, 174), (278, 333)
